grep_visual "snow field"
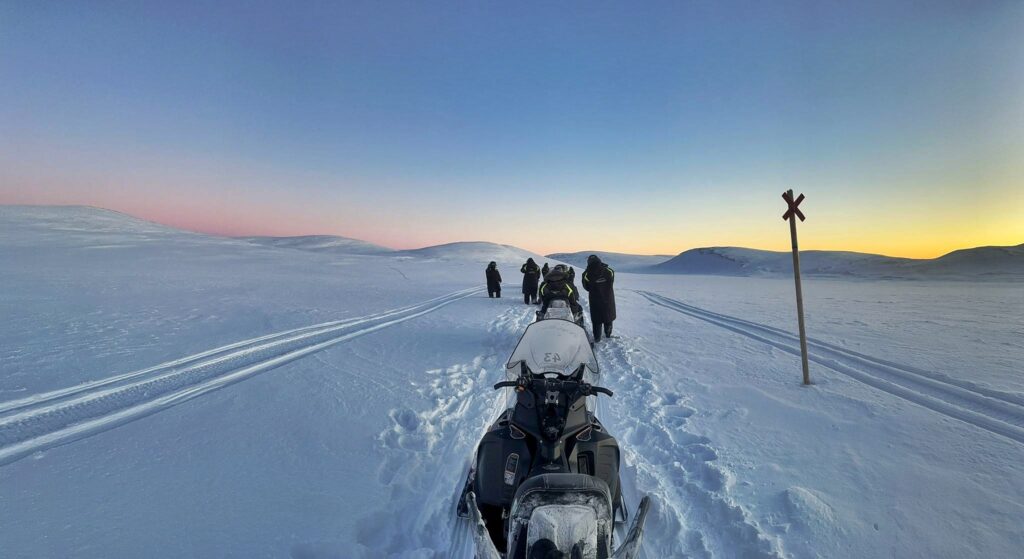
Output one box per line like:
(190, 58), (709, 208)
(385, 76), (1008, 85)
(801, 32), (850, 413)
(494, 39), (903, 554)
(2, 207), (1021, 558)
(354, 305), (537, 558)
(637, 290), (1024, 446)
(595, 332), (781, 558)
(0, 287), (482, 466)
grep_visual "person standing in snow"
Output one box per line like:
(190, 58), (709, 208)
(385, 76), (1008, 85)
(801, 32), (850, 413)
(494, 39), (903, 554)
(520, 258), (541, 304)
(541, 262), (550, 278)
(485, 261), (502, 298)
(539, 265), (581, 316)
(567, 266), (580, 304)
(582, 254), (616, 341)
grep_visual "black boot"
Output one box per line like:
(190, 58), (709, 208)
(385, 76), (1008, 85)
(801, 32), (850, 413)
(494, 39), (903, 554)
(592, 323), (602, 342)
(605, 323), (613, 338)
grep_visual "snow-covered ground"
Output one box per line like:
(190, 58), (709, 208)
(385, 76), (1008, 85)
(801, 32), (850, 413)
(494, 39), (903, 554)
(1, 206), (1021, 558)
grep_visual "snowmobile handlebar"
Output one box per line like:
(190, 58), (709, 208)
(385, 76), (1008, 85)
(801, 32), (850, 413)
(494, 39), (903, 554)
(493, 379), (613, 398)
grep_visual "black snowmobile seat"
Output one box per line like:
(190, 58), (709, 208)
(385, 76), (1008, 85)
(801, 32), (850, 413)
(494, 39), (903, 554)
(513, 473), (613, 509)
(509, 474), (614, 559)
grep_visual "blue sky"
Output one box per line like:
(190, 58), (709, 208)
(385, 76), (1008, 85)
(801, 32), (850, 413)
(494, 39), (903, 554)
(2, 1), (1021, 256)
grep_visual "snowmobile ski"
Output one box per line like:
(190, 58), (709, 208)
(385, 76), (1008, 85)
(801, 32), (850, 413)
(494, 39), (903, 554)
(465, 491), (502, 559)
(456, 459), (477, 518)
(611, 495), (651, 559)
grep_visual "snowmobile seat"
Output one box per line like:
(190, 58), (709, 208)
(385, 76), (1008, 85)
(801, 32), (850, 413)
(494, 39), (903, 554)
(514, 473), (612, 503)
(507, 474), (614, 559)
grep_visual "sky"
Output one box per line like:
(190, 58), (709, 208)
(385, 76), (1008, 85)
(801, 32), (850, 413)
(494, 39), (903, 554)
(1, 1), (1022, 258)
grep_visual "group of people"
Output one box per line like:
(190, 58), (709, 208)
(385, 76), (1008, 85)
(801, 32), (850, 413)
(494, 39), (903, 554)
(485, 255), (617, 342)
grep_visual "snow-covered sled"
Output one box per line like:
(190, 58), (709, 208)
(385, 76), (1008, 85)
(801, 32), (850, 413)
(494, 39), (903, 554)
(457, 319), (650, 558)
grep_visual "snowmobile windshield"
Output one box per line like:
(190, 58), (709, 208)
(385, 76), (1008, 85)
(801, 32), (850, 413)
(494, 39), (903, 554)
(544, 300), (576, 322)
(506, 319), (599, 377)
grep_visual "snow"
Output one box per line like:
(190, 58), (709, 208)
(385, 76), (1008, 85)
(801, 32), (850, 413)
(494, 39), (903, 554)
(525, 505), (600, 558)
(241, 235), (394, 255)
(547, 251), (673, 272)
(1, 205), (1022, 558)
(391, 242), (546, 269)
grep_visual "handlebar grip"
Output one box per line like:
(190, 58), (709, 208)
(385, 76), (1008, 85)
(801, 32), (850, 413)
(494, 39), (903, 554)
(493, 381), (518, 390)
(591, 386), (614, 397)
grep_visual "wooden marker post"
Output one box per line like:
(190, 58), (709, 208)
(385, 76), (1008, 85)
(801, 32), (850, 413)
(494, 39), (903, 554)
(782, 189), (811, 385)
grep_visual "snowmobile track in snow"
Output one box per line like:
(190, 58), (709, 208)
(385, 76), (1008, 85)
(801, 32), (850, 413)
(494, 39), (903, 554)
(353, 304), (536, 558)
(0, 287), (482, 466)
(595, 334), (782, 558)
(638, 290), (1024, 446)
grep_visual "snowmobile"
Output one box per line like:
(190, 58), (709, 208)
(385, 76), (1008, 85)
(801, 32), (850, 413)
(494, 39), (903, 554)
(536, 299), (594, 346)
(536, 299), (582, 324)
(457, 318), (650, 558)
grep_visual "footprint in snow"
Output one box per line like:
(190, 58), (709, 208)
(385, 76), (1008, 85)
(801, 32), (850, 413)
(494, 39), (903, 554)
(389, 408), (421, 434)
(686, 443), (719, 462)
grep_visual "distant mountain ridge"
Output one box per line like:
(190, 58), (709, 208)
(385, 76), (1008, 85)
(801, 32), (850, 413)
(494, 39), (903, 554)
(546, 251), (673, 272)
(393, 241), (544, 265)
(650, 245), (1024, 279)
(3, 206), (1019, 279)
(241, 235), (393, 255)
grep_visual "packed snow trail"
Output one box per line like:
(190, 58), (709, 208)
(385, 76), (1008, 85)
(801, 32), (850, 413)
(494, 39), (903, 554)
(638, 290), (1024, 446)
(0, 288), (481, 415)
(594, 334), (782, 558)
(354, 304), (536, 558)
(0, 287), (481, 466)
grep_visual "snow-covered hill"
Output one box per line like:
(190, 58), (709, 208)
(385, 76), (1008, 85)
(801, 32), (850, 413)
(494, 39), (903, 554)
(652, 247), (909, 277)
(546, 250), (672, 272)
(241, 235), (394, 255)
(2, 205), (1022, 558)
(920, 244), (1024, 277)
(651, 245), (1024, 280)
(393, 241), (543, 266)
(0, 205), (204, 247)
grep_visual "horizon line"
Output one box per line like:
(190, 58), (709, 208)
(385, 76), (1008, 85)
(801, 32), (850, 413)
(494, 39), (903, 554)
(3, 202), (1019, 262)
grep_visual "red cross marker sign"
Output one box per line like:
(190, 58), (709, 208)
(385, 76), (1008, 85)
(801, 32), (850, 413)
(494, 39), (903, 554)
(782, 191), (805, 222)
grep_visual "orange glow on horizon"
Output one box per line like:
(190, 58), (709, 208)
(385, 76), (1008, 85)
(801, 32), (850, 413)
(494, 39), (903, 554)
(3, 182), (1021, 260)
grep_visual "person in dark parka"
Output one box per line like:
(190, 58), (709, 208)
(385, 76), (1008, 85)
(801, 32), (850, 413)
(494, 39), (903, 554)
(520, 258), (541, 304)
(539, 265), (582, 316)
(582, 255), (616, 341)
(566, 266), (581, 313)
(541, 262), (550, 278)
(485, 261), (502, 298)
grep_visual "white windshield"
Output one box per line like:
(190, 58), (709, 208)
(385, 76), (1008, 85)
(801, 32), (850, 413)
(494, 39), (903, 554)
(507, 319), (599, 376)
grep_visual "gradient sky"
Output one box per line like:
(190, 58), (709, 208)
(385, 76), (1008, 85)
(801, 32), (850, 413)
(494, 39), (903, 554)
(2, 1), (1022, 257)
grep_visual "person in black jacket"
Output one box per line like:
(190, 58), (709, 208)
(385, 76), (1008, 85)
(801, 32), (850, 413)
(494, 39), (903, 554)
(539, 265), (582, 316)
(541, 262), (550, 278)
(485, 261), (502, 298)
(520, 258), (541, 304)
(582, 255), (616, 341)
